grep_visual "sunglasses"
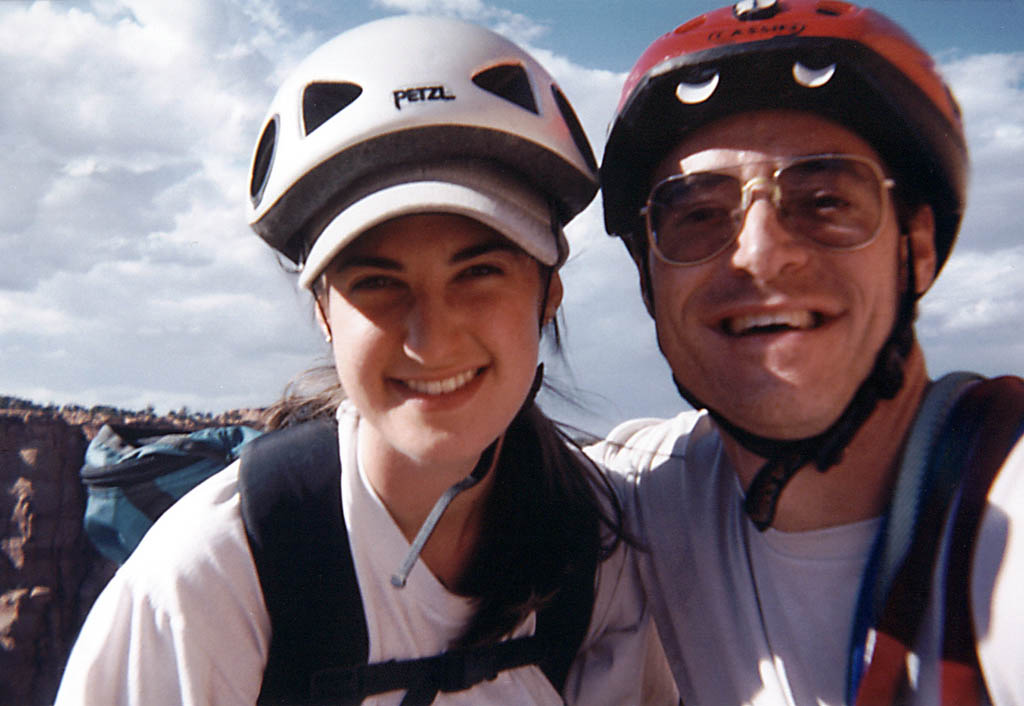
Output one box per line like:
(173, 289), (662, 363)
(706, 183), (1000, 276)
(642, 153), (895, 266)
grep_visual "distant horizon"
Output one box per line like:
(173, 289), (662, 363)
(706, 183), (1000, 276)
(1, 393), (259, 416)
(0, 390), (268, 419)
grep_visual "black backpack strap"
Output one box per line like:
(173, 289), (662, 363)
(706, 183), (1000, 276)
(309, 556), (596, 705)
(239, 418), (599, 704)
(534, 548), (597, 694)
(238, 419), (369, 705)
(311, 635), (549, 704)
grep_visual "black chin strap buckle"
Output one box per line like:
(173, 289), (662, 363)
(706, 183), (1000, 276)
(742, 456), (804, 530)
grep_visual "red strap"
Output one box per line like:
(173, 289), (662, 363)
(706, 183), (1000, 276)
(855, 376), (1024, 706)
(854, 631), (910, 706)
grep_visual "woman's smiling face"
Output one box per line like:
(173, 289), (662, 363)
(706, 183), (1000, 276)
(319, 212), (560, 469)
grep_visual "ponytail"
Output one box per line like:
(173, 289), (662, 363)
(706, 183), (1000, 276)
(261, 363), (343, 431)
(454, 401), (630, 647)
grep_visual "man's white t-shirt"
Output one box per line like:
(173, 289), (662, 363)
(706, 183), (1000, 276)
(590, 409), (1024, 706)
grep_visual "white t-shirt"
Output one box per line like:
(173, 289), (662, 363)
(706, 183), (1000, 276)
(57, 402), (676, 705)
(590, 410), (1024, 706)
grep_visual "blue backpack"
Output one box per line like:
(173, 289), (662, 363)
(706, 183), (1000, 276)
(81, 423), (263, 564)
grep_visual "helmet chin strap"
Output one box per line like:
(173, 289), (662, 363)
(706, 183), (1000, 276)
(673, 284), (917, 531)
(390, 364), (546, 587)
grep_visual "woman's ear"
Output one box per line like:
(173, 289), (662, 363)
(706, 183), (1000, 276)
(542, 271), (563, 326)
(314, 296), (333, 343)
(906, 204), (938, 295)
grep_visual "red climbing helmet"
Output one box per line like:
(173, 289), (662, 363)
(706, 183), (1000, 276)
(602, 0), (967, 274)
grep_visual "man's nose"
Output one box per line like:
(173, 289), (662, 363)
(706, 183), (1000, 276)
(729, 196), (810, 282)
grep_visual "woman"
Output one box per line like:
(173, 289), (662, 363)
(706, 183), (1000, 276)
(57, 16), (673, 705)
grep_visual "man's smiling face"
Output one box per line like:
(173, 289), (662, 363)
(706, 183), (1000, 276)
(647, 110), (906, 440)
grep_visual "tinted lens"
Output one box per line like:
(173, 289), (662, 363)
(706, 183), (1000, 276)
(777, 157), (884, 249)
(646, 156), (888, 265)
(648, 172), (742, 264)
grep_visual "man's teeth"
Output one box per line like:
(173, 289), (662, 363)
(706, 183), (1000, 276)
(404, 369), (477, 395)
(726, 311), (816, 335)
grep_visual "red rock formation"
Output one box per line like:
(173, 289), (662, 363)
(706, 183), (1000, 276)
(0, 413), (114, 704)
(0, 405), (265, 704)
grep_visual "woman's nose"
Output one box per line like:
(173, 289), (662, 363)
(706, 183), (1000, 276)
(402, 295), (461, 363)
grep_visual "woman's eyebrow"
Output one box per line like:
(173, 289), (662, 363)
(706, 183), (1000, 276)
(332, 241), (517, 272)
(450, 241), (518, 263)
(334, 255), (403, 273)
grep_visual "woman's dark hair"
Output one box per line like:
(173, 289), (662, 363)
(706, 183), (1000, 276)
(261, 352), (630, 650)
(261, 362), (343, 430)
(453, 399), (628, 647)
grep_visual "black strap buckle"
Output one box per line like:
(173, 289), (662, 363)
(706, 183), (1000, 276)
(435, 647), (500, 693)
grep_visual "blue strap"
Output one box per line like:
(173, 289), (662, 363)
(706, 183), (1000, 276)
(845, 372), (981, 702)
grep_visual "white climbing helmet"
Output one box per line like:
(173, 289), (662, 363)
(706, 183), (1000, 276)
(246, 15), (598, 289)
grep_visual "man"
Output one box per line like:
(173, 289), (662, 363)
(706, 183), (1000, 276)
(592, 1), (1024, 704)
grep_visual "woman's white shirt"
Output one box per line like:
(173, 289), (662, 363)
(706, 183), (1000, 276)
(56, 401), (673, 705)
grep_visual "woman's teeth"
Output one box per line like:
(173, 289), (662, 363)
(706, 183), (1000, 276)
(403, 369), (478, 395)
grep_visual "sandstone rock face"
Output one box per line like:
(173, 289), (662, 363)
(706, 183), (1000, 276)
(0, 413), (116, 705)
(0, 402), (266, 704)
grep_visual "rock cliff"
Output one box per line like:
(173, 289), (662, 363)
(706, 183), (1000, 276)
(0, 402), (263, 705)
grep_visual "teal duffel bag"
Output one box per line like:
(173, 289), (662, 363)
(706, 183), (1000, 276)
(80, 423), (263, 564)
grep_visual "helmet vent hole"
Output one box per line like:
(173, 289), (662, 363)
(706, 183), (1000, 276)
(676, 72), (720, 104)
(734, 0), (780, 20)
(249, 115), (277, 205)
(814, 1), (854, 17)
(550, 85), (598, 174)
(472, 63), (537, 114)
(673, 17), (706, 34)
(792, 62), (836, 88)
(302, 82), (363, 136)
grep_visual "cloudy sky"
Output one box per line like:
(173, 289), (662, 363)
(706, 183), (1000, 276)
(2, 0), (1022, 435)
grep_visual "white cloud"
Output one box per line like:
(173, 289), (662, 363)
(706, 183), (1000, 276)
(941, 52), (1024, 253)
(922, 248), (1024, 332)
(371, 0), (550, 43)
(1, 0), (1019, 434)
(919, 245), (1024, 378)
(915, 52), (1024, 380)
(0, 0), (323, 413)
(0, 0), (271, 283)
